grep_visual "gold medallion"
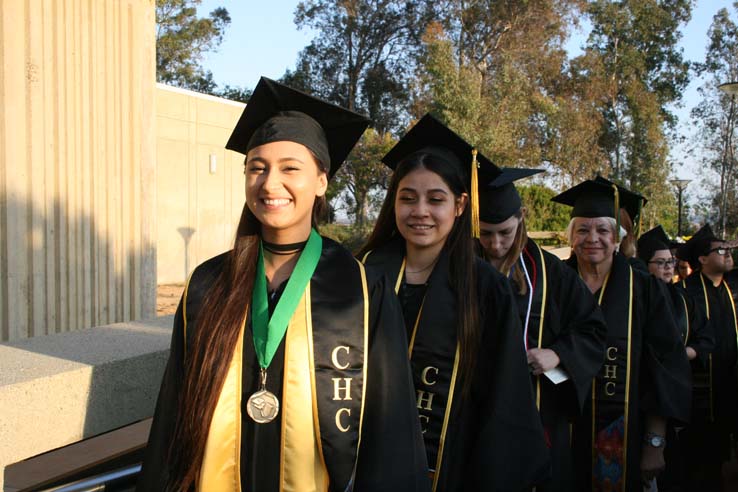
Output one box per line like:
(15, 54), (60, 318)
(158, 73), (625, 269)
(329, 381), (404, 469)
(246, 389), (280, 423)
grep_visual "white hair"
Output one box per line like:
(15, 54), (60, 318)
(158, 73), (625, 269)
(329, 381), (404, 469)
(565, 217), (626, 250)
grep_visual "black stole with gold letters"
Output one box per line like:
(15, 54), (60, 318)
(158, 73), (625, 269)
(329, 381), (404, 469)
(309, 243), (369, 490)
(362, 239), (459, 489)
(587, 253), (633, 492)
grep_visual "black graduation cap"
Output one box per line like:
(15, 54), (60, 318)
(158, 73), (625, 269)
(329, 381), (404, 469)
(677, 224), (720, 268)
(225, 76), (371, 178)
(382, 114), (502, 237)
(479, 167), (545, 224)
(637, 225), (671, 262)
(594, 176), (648, 234)
(550, 179), (619, 218)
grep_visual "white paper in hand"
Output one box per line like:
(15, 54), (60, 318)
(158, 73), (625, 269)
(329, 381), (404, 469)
(543, 366), (570, 385)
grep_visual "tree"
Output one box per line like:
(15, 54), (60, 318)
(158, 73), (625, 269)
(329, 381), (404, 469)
(414, 0), (601, 182)
(331, 129), (395, 226)
(691, 4), (738, 238)
(284, 0), (431, 225)
(216, 85), (252, 104)
(288, 0), (433, 133)
(575, 0), (692, 230)
(156, 0), (231, 91)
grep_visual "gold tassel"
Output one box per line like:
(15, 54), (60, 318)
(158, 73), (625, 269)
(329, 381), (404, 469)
(471, 149), (480, 238)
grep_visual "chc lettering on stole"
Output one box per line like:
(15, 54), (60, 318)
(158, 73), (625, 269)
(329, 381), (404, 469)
(331, 346), (352, 432)
(417, 366), (439, 433)
(603, 346), (618, 397)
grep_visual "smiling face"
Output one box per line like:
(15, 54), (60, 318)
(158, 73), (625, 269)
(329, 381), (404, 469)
(647, 249), (675, 283)
(570, 217), (618, 267)
(245, 140), (328, 243)
(394, 167), (466, 255)
(479, 215), (521, 261)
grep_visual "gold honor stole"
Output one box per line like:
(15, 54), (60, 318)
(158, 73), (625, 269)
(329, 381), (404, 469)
(362, 247), (459, 492)
(188, 253), (369, 491)
(590, 258), (633, 492)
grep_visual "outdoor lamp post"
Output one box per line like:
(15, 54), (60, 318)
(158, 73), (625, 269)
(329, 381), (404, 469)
(670, 178), (691, 237)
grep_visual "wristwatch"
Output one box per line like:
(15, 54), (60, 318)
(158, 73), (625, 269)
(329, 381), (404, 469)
(643, 432), (666, 448)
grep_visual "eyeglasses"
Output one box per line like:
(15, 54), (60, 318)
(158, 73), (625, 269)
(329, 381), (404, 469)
(648, 259), (676, 269)
(707, 247), (732, 256)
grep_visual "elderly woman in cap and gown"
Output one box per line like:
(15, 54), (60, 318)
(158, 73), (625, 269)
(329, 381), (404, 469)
(137, 77), (430, 492)
(358, 115), (550, 492)
(676, 225), (737, 491)
(635, 225), (713, 491)
(550, 180), (691, 492)
(475, 168), (607, 492)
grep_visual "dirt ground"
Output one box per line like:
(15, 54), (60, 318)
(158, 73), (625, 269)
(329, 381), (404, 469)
(156, 284), (184, 316)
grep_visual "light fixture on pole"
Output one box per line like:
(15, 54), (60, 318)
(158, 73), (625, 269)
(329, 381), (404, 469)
(670, 178), (691, 237)
(718, 82), (738, 97)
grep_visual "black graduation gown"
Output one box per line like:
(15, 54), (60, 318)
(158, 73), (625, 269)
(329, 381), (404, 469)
(507, 238), (607, 492)
(565, 252), (691, 492)
(681, 271), (738, 462)
(137, 237), (430, 492)
(363, 239), (550, 492)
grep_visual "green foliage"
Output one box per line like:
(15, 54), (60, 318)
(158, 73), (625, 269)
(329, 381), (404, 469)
(330, 129), (395, 226)
(290, 0), (431, 133)
(156, 0), (230, 91)
(576, 0), (692, 230)
(414, 1), (613, 187)
(518, 184), (571, 232)
(318, 223), (374, 254)
(215, 85), (252, 104)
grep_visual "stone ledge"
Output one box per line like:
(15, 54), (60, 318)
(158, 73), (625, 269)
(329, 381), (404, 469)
(0, 316), (174, 491)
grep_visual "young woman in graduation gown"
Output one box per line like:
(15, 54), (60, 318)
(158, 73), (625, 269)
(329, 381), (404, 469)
(137, 77), (430, 492)
(551, 180), (691, 492)
(358, 114), (550, 492)
(476, 168), (607, 492)
(635, 225), (714, 491)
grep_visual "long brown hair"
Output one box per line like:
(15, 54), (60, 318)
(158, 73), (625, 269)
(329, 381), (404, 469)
(491, 209), (529, 296)
(166, 156), (328, 491)
(358, 151), (480, 394)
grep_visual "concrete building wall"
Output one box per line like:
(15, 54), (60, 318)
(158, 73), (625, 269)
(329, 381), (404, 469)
(155, 84), (246, 284)
(0, 0), (157, 342)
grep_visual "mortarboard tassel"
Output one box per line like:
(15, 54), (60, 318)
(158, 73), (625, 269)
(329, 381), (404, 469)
(471, 149), (480, 238)
(611, 184), (620, 240)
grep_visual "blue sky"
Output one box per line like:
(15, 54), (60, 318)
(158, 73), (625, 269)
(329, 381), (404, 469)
(197, 0), (735, 196)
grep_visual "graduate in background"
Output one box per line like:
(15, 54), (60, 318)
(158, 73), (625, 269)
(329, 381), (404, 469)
(636, 225), (713, 492)
(358, 115), (550, 492)
(552, 180), (691, 492)
(677, 225), (737, 492)
(476, 168), (607, 492)
(137, 78), (430, 492)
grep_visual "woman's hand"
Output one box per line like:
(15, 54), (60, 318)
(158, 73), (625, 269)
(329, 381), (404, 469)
(640, 443), (665, 482)
(526, 348), (560, 375)
(686, 346), (697, 360)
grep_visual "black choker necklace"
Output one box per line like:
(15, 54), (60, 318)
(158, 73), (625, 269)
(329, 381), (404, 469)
(263, 239), (308, 255)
